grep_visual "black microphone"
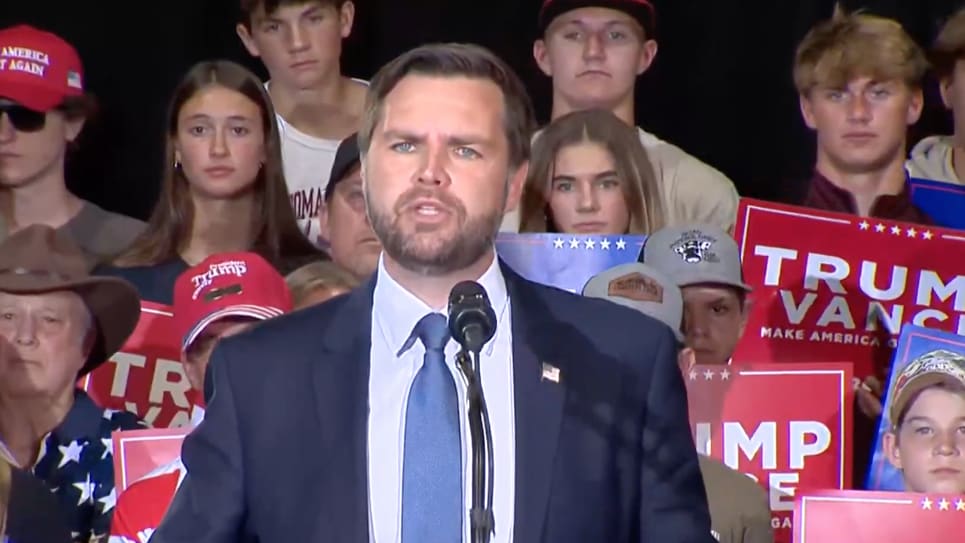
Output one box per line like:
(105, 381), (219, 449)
(447, 280), (496, 543)
(448, 281), (496, 354)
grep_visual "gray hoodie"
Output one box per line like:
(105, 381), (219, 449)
(906, 135), (964, 184)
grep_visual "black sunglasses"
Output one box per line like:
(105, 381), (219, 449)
(0, 104), (48, 133)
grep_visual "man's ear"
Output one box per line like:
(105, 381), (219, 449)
(504, 161), (529, 214)
(678, 346), (697, 373)
(799, 93), (818, 130)
(533, 40), (553, 77)
(636, 39), (658, 76)
(318, 200), (331, 242)
(738, 294), (751, 339)
(883, 430), (903, 471)
(939, 77), (955, 110)
(64, 117), (85, 143)
(339, 1), (356, 38)
(907, 86), (924, 126)
(236, 23), (260, 57)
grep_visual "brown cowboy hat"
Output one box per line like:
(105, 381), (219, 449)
(0, 225), (141, 375)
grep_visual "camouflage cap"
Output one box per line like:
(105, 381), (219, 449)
(889, 349), (965, 427)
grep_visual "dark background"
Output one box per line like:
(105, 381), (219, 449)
(1, 0), (962, 221)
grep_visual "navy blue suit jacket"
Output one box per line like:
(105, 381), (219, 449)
(152, 265), (714, 542)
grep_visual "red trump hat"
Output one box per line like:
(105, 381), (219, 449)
(0, 25), (84, 112)
(174, 252), (292, 353)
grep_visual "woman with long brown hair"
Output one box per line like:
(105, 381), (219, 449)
(96, 60), (326, 304)
(519, 108), (666, 235)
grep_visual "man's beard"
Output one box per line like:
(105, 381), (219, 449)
(366, 186), (503, 276)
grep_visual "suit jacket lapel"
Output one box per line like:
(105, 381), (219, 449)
(505, 267), (566, 543)
(311, 276), (375, 541)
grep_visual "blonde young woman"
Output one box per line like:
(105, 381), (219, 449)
(519, 108), (666, 235)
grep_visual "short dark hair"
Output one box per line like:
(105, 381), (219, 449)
(358, 43), (536, 171)
(239, 0), (347, 28)
(930, 7), (965, 80)
(58, 94), (98, 122)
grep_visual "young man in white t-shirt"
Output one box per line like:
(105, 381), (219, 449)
(512, 0), (739, 233)
(236, 0), (368, 244)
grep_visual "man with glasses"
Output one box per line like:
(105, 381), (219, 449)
(0, 25), (145, 268)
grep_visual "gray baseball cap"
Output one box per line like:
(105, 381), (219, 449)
(582, 262), (684, 342)
(641, 224), (752, 291)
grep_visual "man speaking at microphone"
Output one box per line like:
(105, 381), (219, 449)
(152, 42), (713, 543)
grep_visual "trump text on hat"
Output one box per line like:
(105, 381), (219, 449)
(190, 260), (248, 300)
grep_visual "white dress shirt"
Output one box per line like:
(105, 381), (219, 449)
(368, 253), (516, 543)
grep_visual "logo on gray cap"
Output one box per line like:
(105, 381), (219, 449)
(671, 230), (720, 264)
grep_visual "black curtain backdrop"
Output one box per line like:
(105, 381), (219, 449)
(1, 0), (962, 221)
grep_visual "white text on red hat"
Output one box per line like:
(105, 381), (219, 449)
(0, 46), (50, 77)
(190, 260), (248, 300)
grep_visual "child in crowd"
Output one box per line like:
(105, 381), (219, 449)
(236, 0), (368, 242)
(502, 0), (738, 233)
(642, 224), (751, 366)
(583, 262), (773, 543)
(907, 6), (965, 185)
(883, 349), (965, 495)
(793, 9), (931, 223)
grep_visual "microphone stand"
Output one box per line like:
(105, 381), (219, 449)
(456, 349), (495, 543)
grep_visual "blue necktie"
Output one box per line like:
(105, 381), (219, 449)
(400, 312), (463, 542)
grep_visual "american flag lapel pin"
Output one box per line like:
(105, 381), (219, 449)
(541, 362), (560, 383)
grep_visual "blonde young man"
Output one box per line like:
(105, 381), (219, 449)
(907, 7), (965, 185)
(583, 263), (773, 543)
(505, 0), (740, 234)
(236, 0), (368, 243)
(794, 10), (932, 223)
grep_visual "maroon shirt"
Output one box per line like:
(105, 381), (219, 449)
(803, 171), (934, 225)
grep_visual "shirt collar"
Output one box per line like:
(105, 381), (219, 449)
(373, 251), (509, 358)
(0, 389), (104, 468)
(808, 170), (919, 218)
(51, 389), (104, 444)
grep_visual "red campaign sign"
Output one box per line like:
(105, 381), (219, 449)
(686, 363), (853, 543)
(733, 198), (965, 380)
(794, 489), (965, 542)
(79, 301), (201, 428)
(112, 427), (189, 492)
